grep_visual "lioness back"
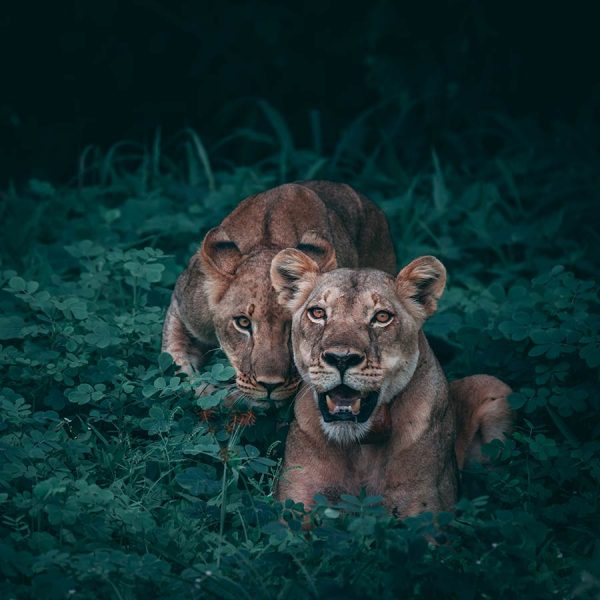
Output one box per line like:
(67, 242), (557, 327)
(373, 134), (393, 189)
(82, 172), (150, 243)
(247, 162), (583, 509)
(218, 181), (396, 271)
(162, 181), (396, 405)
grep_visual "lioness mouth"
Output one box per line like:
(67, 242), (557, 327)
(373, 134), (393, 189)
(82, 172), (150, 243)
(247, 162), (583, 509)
(318, 384), (379, 423)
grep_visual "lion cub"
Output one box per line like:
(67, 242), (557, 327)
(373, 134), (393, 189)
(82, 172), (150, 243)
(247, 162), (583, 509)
(271, 251), (464, 517)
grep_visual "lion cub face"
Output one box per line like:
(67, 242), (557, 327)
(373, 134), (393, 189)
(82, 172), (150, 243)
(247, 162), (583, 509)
(271, 251), (446, 444)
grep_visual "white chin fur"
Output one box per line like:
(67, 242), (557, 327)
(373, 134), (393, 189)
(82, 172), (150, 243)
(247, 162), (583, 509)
(321, 419), (373, 446)
(377, 350), (419, 404)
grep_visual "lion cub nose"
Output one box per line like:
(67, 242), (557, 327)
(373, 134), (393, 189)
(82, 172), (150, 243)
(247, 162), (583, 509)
(321, 350), (365, 375)
(257, 379), (285, 398)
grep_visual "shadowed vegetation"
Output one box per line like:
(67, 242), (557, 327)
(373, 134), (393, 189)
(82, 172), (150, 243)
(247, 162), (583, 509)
(0, 105), (599, 598)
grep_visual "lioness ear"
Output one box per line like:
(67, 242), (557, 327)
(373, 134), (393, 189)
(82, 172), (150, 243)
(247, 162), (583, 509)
(199, 227), (243, 305)
(271, 249), (321, 311)
(200, 227), (243, 278)
(396, 256), (446, 318)
(296, 231), (337, 272)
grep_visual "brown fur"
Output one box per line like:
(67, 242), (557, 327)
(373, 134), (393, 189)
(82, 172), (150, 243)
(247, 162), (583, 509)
(272, 252), (512, 516)
(281, 335), (459, 516)
(451, 374), (513, 468)
(162, 180), (396, 405)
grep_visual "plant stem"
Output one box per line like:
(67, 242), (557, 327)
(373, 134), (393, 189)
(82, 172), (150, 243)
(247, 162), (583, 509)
(216, 458), (228, 569)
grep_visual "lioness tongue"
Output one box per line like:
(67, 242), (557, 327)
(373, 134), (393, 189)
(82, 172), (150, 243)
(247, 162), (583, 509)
(326, 385), (363, 415)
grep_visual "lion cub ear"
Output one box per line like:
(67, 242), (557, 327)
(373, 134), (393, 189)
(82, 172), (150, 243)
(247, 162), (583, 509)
(271, 249), (322, 311)
(396, 256), (446, 319)
(296, 231), (337, 272)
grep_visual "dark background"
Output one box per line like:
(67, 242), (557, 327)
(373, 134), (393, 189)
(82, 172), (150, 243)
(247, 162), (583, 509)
(1, 0), (599, 185)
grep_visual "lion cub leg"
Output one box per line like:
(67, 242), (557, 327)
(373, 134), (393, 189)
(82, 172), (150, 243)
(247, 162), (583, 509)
(450, 375), (512, 468)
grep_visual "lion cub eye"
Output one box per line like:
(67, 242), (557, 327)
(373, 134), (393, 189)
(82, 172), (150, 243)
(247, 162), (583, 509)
(372, 310), (393, 326)
(307, 307), (326, 322)
(233, 316), (252, 332)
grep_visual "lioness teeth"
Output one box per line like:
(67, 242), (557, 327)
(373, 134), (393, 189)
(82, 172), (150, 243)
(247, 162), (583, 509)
(325, 393), (363, 415)
(326, 394), (336, 414)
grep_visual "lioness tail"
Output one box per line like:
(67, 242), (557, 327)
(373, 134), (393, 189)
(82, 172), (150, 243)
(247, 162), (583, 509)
(451, 375), (513, 469)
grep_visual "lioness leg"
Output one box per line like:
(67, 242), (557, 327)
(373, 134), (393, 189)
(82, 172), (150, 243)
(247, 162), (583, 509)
(277, 427), (344, 510)
(450, 375), (512, 468)
(161, 298), (214, 376)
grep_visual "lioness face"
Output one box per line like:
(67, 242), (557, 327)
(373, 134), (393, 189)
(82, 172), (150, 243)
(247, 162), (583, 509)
(199, 227), (338, 407)
(292, 270), (422, 444)
(271, 251), (446, 444)
(207, 252), (300, 406)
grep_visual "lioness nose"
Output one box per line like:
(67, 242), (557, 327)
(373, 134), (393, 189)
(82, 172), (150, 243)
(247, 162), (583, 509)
(321, 351), (365, 374)
(258, 379), (285, 398)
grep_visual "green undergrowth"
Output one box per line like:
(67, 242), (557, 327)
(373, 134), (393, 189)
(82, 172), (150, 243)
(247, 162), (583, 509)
(0, 110), (599, 598)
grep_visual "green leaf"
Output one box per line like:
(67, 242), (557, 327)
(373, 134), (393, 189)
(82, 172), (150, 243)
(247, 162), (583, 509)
(175, 465), (220, 496)
(29, 178), (56, 196)
(26, 281), (40, 294)
(348, 515), (376, 535)
(64, 240), (104, 258)
(139, 406), (171, 435)
(66, 383), (104, 405)
(0, 316), (25, 340)
(84, 321), (121, 348)
(66, 383), (93, 405)
(196, 388), (229, 409)
(158, 352), (174, 372)
(211, 363), (236, 382)
(244, 444), (260, 458)
(8, 276), (27, 292)
(142, 263), (165, 283)
(580, 342), (600, 368)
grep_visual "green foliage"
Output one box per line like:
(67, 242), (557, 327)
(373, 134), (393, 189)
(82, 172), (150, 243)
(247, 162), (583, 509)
(0, 116), (598, 599)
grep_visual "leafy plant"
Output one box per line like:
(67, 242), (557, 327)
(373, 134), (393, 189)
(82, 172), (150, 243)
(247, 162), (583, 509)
(0, 111), (598, 599)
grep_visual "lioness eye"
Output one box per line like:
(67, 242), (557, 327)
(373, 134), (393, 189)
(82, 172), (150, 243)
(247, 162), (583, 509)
(308, 307), (326, 321)
(372, 310), (393, 325)
(234, 316), (252, 331)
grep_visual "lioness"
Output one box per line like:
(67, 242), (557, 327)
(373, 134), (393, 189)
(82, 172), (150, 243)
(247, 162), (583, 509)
(162, 181), (396, 405)
(271, 249), (512, 516)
